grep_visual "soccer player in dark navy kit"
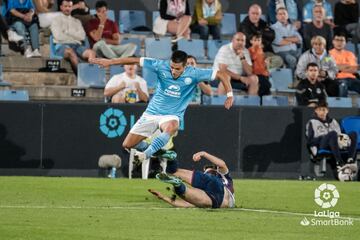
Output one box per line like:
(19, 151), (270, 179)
(149, 151), (235, 208)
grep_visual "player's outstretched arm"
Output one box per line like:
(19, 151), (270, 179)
(215, 70), (233, 109)
(148, 189), (195, 208)
(193, 151), (229, 174)
(89, 57), (141, 68)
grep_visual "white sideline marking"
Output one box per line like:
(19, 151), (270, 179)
(1, 205), (359, 221)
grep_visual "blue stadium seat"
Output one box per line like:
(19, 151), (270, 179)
(239, 13), (267, 23)
(202, 95), (227, 105)
(142, 67), (158, 89)
(221, 13), (236, 36)
(109, 65), (124, 79)
(119, 10), (147, 33)
(269, 68), (295, 93)
(327, 97), (353, 108)
(152, 11), (160, 24)
(234, 95), (261, 106)
(121, 37), (142, 56)
(77, 63), (106, 88)
(345, 42), (356, 53)
(49, 35), (63, 59)
(0, 90), (29, 101)
(341, 116), (360, 150)
(90, 9), (115, 21)
(177, 39), (206, 61)
(202, 95), (260, 106)
(262, 95), (289, 106)
(145, 37), (172, 59)
(207, 39), (230, 60)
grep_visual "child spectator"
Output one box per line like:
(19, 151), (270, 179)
(248, 33), (271, 96)
(296, 62), (327, 106)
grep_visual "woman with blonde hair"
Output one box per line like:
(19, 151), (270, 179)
(191, 0), (222, 40)
(153, 0), (192, 42)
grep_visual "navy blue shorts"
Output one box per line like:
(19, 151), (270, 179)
(191, 170), (224, 208)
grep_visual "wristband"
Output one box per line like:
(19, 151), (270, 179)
(226, 92), (233, 98)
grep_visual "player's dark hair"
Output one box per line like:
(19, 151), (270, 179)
(315, 101), (328, 109)
(333, 31), (347, 41)
(306, 62), (319, 70)
(187, 55), (197, 63)
(171, 50), (188, 66)
(95, 0), (108, 9)
(250, 33), (262, 40)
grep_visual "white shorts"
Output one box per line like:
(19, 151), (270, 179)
(130, 113), (179, 138)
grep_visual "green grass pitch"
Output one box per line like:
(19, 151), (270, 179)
(0, 177), (359, 240)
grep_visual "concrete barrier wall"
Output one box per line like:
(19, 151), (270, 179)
(0, 102), (358, 179)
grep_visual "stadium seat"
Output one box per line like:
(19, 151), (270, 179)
(152, 11), (160, 24)
(221, 13), (237, 36)
(202, 95), (226, 105)
(142, 66), (158, 89)
(239, 13), (267, 22)
(262, 95), (289, 106)
(145, 37), (172, 59)
(345, 42), (357, 54)
(207, 39), (230, 60)
(0, 90), (29, 101)
(234, 95), (261, 106)
(90, 9), (115, 21)
(109, 65), (124, 79)
(120, 37), (142, 56)
(177, 39), (206, 62)
(357, 98), (360, 107)
(269, 68), (295, 93)
(202, 95), (261, 106)
(341, 116), (360, 150)
(77, 63), (106, 88)
(119, 10), (148, 33)
(49, 35), (63, 59)
(327, 97), (352, 108)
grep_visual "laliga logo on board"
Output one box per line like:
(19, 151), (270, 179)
(300, 183), (353, 226)
(99, 108), (127, 138)
(314, 183), (339, 208)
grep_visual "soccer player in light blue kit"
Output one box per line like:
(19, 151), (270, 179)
(91, 51), (233, 161)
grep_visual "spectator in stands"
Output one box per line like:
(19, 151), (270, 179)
(51, 0), (95, 74)
(191, 0), (222, 40)
(248, 33), (271, 96)
(271, 7), (302, 73)
(34, 0), (61, 28)
(104, 64), (149, 103)
(306, 101), (358, 175)
(57, 0), (92, 27)
(86, 1), (136, 59)
(334, 0), (360, 40)
(303, 0), (334, 27)
(213, 32), (259, 95)
(296, 36), (339, 96)
(154, 0), (191, 42)
(329, 33), (360, 96)
(7, 0), (42, 58)
(267, 0), (303, 30)
(238, 4), (283, 69)
(303, 5), (333, 50)
(296, 62), (327, 106)
(187, 55), (212, 102)
(0, 15), (24, 48)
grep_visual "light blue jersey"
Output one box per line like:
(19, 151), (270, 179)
(140, 57), (216, 119)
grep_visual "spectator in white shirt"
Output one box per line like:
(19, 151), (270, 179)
(104, 64), (149, 103)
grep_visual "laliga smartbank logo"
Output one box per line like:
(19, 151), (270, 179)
(300, 183), (354, 227)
